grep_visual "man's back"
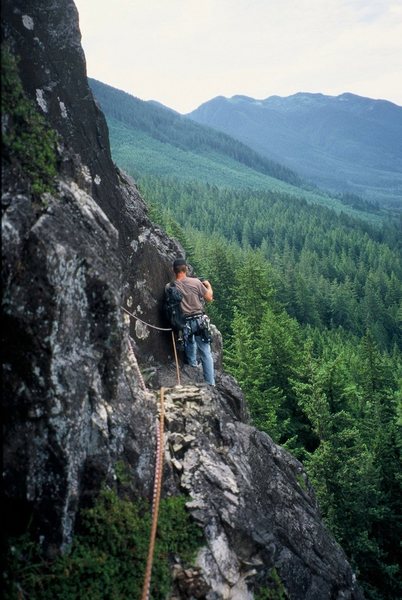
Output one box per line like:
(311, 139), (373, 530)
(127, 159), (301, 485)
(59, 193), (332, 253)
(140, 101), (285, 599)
(175, 276), (205, 316)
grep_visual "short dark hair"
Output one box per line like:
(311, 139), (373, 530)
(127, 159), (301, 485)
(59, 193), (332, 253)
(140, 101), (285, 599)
(173, 257), (187, 268)
(173, 257), (187, 274)
(173, 256), (187, 270)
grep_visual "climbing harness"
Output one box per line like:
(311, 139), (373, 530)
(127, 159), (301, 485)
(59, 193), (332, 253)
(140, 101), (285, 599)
(141, 387), (166, 600)
(185, 313), (213, 343)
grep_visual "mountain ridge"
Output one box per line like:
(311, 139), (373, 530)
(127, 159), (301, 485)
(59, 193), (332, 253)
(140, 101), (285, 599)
(208, 91), (400, 109)
(188, 91), (402, 208)
(89, 78), (385, 222)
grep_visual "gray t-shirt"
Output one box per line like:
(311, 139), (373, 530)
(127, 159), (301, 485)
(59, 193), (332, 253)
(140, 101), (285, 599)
(175, 277), (206, 316)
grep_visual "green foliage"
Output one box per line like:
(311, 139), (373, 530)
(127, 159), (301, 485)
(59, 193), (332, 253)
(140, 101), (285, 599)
(114, 460), (132, 487)
(293, 338), (402, 598)
(107, 120), (310, 199)
(1, 44), (58, 197)
(3, 489), (203, 600)
(226, 302), (308, 446)
(255, 568), (287, 600)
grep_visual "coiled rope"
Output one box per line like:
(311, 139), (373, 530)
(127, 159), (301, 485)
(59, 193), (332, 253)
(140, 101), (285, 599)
(141, 387), (166, 600)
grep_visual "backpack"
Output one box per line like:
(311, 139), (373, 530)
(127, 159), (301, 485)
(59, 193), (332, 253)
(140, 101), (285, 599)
(163, 283), (187, 331)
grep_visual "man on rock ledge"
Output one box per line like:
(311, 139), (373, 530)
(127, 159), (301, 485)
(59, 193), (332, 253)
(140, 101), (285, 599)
(173, 257), (215, 386)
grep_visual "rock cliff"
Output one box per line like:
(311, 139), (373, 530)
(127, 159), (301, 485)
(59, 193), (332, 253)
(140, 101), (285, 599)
(2, 1), (364, 597)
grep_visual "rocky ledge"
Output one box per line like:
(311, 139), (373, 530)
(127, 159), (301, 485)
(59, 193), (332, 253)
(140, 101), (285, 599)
(160, 385), (363, 600)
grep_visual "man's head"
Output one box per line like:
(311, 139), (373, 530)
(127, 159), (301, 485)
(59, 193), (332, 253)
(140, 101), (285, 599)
(173, 257), (187, 275)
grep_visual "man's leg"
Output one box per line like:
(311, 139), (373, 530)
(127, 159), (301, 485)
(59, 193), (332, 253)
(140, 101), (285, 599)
(196, 336), (215, 385)
(185, 333), (198, 367)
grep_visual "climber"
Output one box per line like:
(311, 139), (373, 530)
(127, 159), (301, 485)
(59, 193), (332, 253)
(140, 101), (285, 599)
(171, 257), (215, 386)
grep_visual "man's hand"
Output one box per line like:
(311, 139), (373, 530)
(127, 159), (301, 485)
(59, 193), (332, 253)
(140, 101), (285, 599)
(202, 280), (213, 302)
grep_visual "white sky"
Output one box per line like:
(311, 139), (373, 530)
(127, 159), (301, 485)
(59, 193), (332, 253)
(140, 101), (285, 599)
(74, 0), (402, 114)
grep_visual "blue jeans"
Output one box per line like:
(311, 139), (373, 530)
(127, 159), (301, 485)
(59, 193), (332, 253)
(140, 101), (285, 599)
(185, 328), (215, 386)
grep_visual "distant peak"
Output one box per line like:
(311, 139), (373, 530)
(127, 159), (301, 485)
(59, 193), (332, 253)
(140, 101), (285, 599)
(230, 94), (255, 102)
(189, 90), (401, 116)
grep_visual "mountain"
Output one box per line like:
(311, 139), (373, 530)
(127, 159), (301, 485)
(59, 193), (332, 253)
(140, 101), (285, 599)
(89, 79), (384, 222)
(188, 92), (402, 209)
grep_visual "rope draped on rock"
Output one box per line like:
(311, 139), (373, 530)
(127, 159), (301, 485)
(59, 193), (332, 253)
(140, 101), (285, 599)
(127, 336), (147, 391)
(122, 306), (172, 331)
(122, 306), (181, 386)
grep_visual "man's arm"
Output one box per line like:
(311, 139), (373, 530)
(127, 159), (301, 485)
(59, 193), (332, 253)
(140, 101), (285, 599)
(201, 280), (213, 302)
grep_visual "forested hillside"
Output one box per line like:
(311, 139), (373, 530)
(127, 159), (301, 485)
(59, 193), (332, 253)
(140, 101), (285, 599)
(140, 177), (401, 348)
(89, 78), (301, 186)
(90, 77), (401, 599)
(188, 93), (402, 210)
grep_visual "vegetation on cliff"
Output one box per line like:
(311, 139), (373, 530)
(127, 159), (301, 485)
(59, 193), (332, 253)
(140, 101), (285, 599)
(1, 45), (57, 197)
(4, 490), (202, 599)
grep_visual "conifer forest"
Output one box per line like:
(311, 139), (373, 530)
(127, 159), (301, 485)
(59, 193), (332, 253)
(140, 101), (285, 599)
(138, 175), (402, 600)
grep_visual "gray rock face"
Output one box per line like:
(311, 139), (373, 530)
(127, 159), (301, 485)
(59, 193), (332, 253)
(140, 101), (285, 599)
(2, 0), (364, 597)
(162, 386), (363, 600)
(2, 183), (157, 551)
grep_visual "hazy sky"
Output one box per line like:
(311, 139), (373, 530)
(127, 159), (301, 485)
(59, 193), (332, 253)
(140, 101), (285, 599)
(74, 0), (402, 113)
